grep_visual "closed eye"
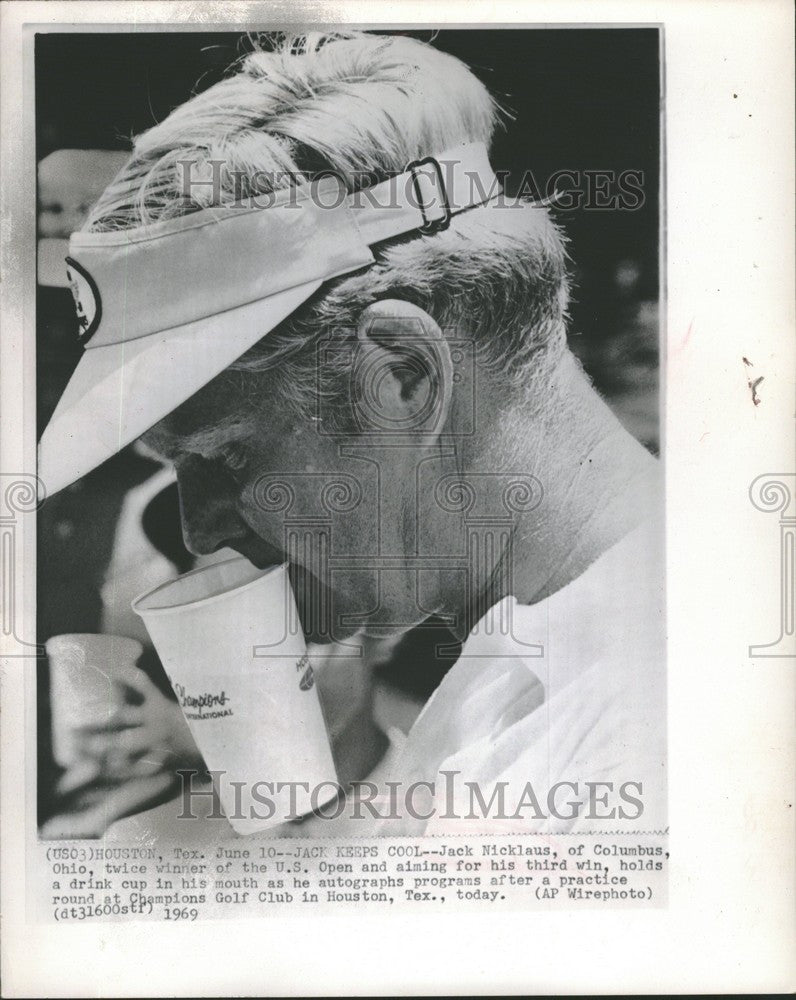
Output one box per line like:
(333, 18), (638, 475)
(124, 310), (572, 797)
(216, 443), (249, 476)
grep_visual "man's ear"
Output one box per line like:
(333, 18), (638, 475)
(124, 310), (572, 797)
(352, 299), (453, 438)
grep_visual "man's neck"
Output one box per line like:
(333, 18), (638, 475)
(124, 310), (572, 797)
(480, 350), (659, 607)
(311, 636), (390, 786)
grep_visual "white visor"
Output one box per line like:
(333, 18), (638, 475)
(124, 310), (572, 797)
(38, 142), (501, 495)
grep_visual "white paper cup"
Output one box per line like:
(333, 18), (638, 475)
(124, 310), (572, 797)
(46, 633), (145, 768)
(132, 558), (338, 834)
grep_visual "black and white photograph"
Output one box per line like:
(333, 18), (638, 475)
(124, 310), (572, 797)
(1, 2), (793, 996)
(35, 26), (665, 846)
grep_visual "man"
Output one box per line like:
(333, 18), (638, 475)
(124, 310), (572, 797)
(39, 31), (665, 838)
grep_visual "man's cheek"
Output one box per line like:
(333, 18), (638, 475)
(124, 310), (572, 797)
(238, 484), (290, 549)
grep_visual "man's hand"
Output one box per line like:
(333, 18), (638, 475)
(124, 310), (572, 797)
(41, 664), (204, 839)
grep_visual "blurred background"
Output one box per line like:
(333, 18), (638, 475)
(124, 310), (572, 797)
(36, 29), (661, 828)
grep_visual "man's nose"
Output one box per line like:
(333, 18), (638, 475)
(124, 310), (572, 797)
(175, 455), (248, 556)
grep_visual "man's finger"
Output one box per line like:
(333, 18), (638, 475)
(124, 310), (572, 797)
(73, 706), (144, 734)
(56, 758), (103, 796)
(115, 665), (164, 703)
(100, 772), (178, 825)
(40, 771), (177, 840)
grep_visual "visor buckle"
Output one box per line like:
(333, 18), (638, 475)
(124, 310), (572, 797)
(406, 156), (451, 235)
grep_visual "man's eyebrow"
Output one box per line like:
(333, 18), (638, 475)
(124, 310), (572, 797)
(141, 416), (247, 460)
(139, 426), (176, 459)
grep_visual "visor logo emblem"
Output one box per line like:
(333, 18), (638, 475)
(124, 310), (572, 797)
(65, 257), (102, 345)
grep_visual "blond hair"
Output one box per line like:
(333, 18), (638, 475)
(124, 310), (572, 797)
(87, 32), (569, 419)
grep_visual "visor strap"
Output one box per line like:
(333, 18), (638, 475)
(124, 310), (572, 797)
(349, 141), (501, 245)
(64, 142), (502, 352)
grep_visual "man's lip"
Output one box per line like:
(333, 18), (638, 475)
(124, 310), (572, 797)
(248, 555), (280, 570)
(227, 538), (284, 570)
